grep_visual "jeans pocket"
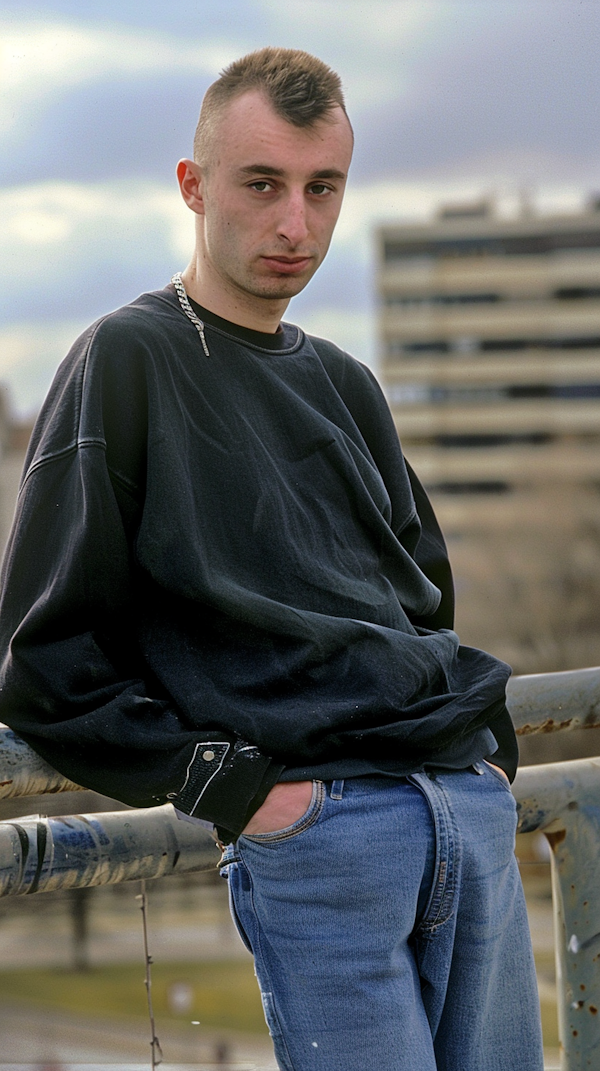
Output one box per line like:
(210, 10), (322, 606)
(241, 780), (325, 844)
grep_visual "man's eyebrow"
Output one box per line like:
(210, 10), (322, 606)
(238, 165), (285, 177)
(309, 168), (347, 181)
(237, 165), (347, 181)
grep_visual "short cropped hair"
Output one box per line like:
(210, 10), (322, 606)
(194, 47), (350, 167)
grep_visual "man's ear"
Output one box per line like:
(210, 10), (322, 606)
(177, 158), (205, 215)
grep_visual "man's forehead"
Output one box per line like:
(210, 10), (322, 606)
(214, 89), (353, 169)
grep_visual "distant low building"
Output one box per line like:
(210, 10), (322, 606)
(0, 397), (34, 559)
(377, 198), (600, 673)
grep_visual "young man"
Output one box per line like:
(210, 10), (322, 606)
(0, 49), (543, 1070)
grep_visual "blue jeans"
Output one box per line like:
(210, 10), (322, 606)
(220, 764), (544, 1071)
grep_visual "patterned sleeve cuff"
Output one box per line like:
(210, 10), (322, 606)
(167, 737), (284, 841)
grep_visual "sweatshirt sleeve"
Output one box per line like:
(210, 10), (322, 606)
(311, 340), (518, 778)
(0, 325), (282, 841)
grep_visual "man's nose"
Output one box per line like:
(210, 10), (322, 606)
(277, 192), (310, 246)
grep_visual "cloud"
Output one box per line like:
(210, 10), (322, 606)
(0, 9), (449, 183)
(252, 0), (536, 120)
(290, 307), (376, 373)
(0, 180), (194, 322)
(350, 1), (600, 182)
(0, 0), (268, 36)
(0, 20), (238, 139)
(254, 0), (447, 110)
(0, 73), (208, 185)
(0, 176), (194, 414)
(0, 178), (193, 412)
(0, 5), (446, 154)
(0, 320), (89, 417)
(0, 3), (451, 147)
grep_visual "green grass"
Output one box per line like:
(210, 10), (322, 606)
(533, 948), (559, 1051)
(540, 998), (559, 1050)
(0, 961), (269, 1035)
(0, 958), (559, 1049)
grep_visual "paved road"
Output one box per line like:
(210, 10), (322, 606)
(0, 999), (277, 1069)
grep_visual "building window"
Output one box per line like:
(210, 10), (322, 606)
(383, 230), (600, 262)
(384, 293), (501, 308)
(385, 288), (600, 306)
(554, 287), (600, 300)
(433, 433), (553, 448)
(480, 339), (529, 352)
(480, 336), (600, 352)
(387, 383), (600, 406)
(551, 336), (600, 349)
(389, 336), (600, 359)
(400, 341), (450, 354)
(425, 481), (512, 495)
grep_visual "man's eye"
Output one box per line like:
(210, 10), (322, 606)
(250, 181), (273, 192)
(309, 184), (332, 196)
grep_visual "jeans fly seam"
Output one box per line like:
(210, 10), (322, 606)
(422, 811), (450, 930)
(408, 774), (448, 930)
(423, 777), (460, 932)
(413, 775), (456, 933)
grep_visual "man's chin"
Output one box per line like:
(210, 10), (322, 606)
(253, 276), (313, 301)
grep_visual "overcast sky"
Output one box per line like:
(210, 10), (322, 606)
(2, 0), (600, 415)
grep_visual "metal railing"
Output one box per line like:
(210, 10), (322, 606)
(0, 665), (599, 1068)
(0, 727), (218, 890)
(506, 666), (600, 1070)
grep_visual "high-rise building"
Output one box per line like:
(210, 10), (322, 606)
(377, 200), (600, 673)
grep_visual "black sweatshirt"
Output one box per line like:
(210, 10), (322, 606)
(0, 285), (516, 841)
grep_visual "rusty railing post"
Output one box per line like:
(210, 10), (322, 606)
(515, 757), (600, 1069)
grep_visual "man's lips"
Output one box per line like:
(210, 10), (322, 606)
(260, 255), (313, 274)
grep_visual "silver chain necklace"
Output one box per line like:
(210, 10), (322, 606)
(171, 272), (210, 357)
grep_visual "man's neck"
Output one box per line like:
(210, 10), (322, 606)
(184, 294), (290, 352)
(181, 261), (288, 334)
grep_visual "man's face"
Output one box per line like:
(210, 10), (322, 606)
(195, 90), (353, 308)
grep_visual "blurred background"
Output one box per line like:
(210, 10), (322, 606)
(1, 0), (600, 1066)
